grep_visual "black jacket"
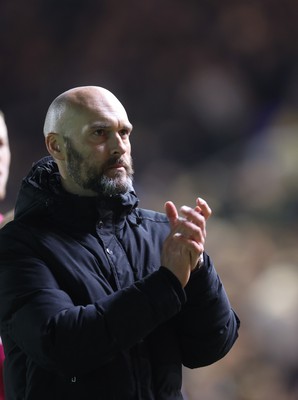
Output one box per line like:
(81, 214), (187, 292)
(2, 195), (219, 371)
(0, 157), (239, 400)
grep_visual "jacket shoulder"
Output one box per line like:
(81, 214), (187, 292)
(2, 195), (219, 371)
(135, 208), (168, 223)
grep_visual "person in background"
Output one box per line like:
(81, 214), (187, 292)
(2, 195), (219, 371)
(0, 86), (240, 400)
(0, 111), (12, 229)
(0, 110), (11, 400)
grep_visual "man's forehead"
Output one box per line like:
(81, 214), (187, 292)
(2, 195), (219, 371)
(76, 96), (130, 124)
(57, 87), (131, 134)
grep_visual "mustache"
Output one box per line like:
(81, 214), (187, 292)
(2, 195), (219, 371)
(103, 156), (130, 170)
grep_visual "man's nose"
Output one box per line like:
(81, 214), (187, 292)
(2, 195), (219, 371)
(109, 132), (127, 155)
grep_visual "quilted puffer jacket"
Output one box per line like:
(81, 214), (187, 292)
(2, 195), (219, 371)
(0, 157), (239, 400)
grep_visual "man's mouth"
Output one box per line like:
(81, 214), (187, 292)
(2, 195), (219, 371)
(107, 163), (125, 170)
(104, 158), (127, 172)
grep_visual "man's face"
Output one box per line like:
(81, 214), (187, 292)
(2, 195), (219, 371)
(64, 135), (134, 196)
(60, 94), (134, 196)
(0, 116), (11, 200)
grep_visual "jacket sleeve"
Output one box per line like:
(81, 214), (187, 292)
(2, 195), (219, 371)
(173, 253), (240, 368)
(0, 231), (187, 378)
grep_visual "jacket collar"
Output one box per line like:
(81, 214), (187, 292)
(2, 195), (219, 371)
(15, 156), (139, 231)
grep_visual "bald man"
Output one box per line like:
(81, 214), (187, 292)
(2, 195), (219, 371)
(0, 86), (239, 400)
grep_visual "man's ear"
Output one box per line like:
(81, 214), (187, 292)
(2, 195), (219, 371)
(45, 133), (65, 160)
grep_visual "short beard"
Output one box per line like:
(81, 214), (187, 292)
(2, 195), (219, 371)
(64, 136), (134, 196)
(87, 172), (133, 197)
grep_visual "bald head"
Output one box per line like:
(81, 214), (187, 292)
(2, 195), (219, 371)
(43, 86), (127, 137)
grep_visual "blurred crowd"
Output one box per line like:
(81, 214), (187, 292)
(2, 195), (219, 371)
(1, 0), (298, 398)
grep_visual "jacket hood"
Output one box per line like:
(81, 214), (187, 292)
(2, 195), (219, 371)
(14, 156), (139, 229)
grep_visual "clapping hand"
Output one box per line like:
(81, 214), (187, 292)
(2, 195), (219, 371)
(161, 197), (212, 287)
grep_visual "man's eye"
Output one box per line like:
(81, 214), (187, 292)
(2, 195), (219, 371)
(94, 129), (105, 136)
(119, 129), (129, 136)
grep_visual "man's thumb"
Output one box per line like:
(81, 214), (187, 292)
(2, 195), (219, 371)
(164, 201), (178, 228)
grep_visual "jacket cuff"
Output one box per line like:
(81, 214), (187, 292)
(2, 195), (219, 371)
(158, 266), (187, 305)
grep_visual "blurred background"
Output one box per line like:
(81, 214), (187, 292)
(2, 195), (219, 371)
(1, 0), (298, 398)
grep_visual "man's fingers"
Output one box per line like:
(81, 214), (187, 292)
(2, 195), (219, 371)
(175, 217), (206, 245)
(164, 201), (179, 229)
(165, 197), (211, 237)
(196, 197), (212, 219)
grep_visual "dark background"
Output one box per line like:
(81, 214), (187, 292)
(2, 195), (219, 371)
(1, 1), (298, 398)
